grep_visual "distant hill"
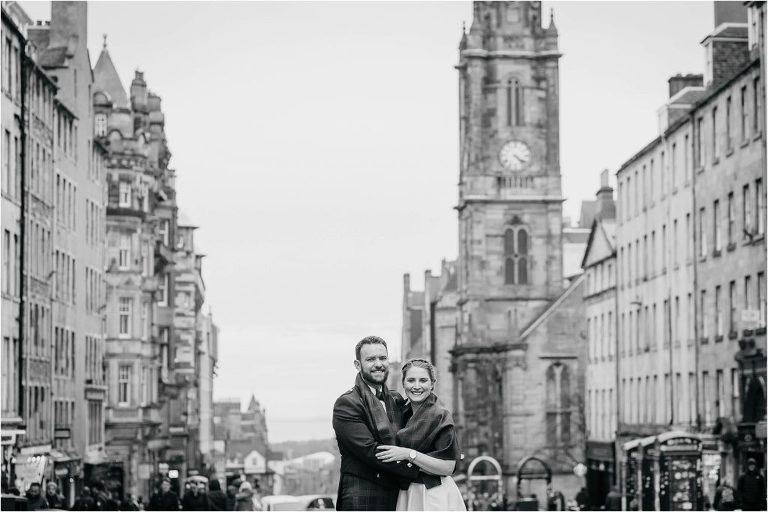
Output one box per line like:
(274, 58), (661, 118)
(270, 438), (340, 461)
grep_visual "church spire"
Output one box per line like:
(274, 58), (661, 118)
(546, 8), (558, 36)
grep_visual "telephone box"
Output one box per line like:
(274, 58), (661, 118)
(622, 440), (640, 511)
(657, 432), (703, 511)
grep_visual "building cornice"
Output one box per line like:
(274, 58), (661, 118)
(456, 195), (565, 210)
(460, 49), (562, 60)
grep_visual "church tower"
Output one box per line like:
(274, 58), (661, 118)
(453, 0), (564, 475)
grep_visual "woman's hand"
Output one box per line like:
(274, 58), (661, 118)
(376, 445), (412, 463)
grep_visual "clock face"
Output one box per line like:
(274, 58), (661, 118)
(499, 141), (531, 171)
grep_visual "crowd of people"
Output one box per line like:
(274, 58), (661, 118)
(8, 476), (266, 511)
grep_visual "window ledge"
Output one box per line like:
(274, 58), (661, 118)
(699, 255), (707, 263)
(741, 138), (750, 148)
(743, 328), (755, 336)
(757, 327), (767, 335)
(713, 249), (722, 258)
(715, 334), (724, 342)
(727, 242), (736, 252)
(726, 147), (735, 158)
(753, 132), (763, 142)
(696, 167), (705, 174)
(729, 331), (738, 340)
(672, 187), (678, 195)
(700, 337), (709, 345)
(674, 264), (680, 271)
(713, 157), (720, 166)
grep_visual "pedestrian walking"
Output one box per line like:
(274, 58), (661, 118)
(713, 479), (739, 511)
(181, 481), (208, 511)
(737, 458), (766, 511)
(574, 487), (589, 511)
(206, 480), (228, 511)
(45, 482), (66, 509)
(26, 482), (50, 510)
(226, 482), (239, 511)
(72, 486), (98, 511)
(604, 486), (621, 511)
(147, 478), (180, 511)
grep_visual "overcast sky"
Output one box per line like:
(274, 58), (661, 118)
(21, 1), (714, 442)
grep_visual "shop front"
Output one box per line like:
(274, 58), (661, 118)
(621, 432), (704, 511)
(0, 426), (25, 491)
(585, 440), (615, 508)
(51, 450), (82, 509)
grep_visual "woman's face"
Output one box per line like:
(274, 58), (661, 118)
(403, 366), (434, 403)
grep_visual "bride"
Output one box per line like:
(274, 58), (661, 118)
(376, 359), (466, 511)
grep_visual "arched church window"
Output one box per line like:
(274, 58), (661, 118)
(504, 226), (530, 285)
(545, 362), (572, 446)
(506, 79), (523, 127)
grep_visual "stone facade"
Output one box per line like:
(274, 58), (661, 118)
(581, 171), (618, 506)
(610, 2), (766, 507)
(450, 1), (587, 498)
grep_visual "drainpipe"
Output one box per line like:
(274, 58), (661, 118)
(17, 41), (30, 421)
(690, 113), (702, 432)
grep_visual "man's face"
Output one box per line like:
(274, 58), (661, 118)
(29, 484), (40, 497)
(355, 343), (389, 386)
(46, 482), (56, 494)
(748, 462), (756, 472)
(161, 481), (171, 493)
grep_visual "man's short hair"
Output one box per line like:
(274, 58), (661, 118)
(355, 335), (388, 361)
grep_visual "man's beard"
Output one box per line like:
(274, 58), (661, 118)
(361, 366), (389, 386)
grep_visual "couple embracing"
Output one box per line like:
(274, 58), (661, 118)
(332, 335), (466, 511)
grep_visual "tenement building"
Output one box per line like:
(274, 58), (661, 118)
(94, 46), (166, 498)
(0, 1), (109, 503)
(580, 171), (618, 506)
(610, 2), (766, 509)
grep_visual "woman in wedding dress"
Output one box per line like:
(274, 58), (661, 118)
(376, 359), (466, 511)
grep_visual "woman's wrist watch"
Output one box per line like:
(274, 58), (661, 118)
(408, 450), (417, 463)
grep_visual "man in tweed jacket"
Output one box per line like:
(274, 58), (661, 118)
(333, 336), (420, 511)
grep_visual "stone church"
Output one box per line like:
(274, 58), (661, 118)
(402, 1), (589, 498)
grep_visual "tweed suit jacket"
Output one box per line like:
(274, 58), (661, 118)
(333, 383), (420, 510)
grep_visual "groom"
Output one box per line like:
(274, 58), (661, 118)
(333, 336), (419, 510)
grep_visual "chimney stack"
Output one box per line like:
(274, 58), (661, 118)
(668, 74), (704, 98)
(595, 169), (616, 221)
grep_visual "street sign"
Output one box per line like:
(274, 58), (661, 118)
(741, 309), (760, 328)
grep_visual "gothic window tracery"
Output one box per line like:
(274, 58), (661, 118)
(545, 362), (572, 446)
(504, 225), (529, 285)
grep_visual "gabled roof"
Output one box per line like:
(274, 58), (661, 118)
(93, 47), (129, 109)
(581, 218), (617, 269)
(520, 273), (585, 341)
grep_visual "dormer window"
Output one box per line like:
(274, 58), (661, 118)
(95, 113), (107, 137)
